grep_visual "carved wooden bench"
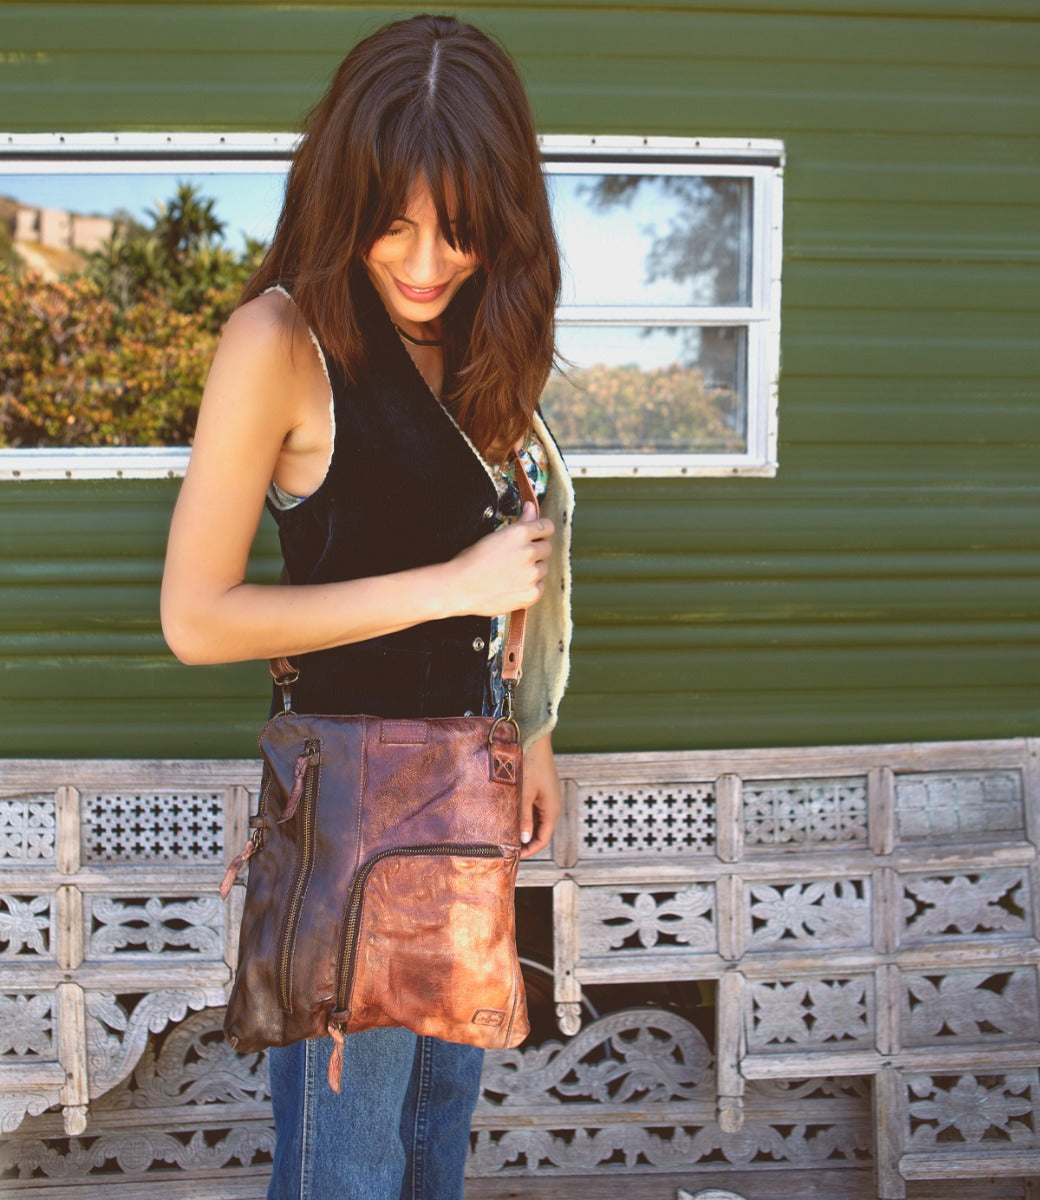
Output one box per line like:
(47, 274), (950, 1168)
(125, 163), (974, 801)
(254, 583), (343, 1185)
(1, 740), (1037, 1197)
(541, 739), (1040, 1196)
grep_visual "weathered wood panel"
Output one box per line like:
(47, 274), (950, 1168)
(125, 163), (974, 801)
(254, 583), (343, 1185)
(1, 738), (1037, 1194)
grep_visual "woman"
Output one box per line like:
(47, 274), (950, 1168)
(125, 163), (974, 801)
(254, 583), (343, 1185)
(161, 13), (572, 1200)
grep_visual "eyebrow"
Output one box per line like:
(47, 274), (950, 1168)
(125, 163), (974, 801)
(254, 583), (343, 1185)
(389, 214), (460, 227)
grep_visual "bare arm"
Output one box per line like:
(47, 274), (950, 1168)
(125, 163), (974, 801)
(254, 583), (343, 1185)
(161, 295), (553, 665)
(519, 732), (562, 858)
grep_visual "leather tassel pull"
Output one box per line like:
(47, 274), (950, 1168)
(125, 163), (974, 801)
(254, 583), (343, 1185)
(278, 747), (319, 824)
(327, 1022), (345, 1093)
(219, 837), (258, 900)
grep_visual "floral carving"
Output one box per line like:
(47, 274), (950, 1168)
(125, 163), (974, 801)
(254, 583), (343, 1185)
(0, 1091), (56, 1136)
(747, 878), (870, 950)
(907, 1071), (1039, 1148)
(900, 869), (1030, 942)
(0, 994), (54, 1057)
(742, 778), (867, 850)
(903, 969), (1039, 1044)
(481, 1008), (713, 1109)
(0, 796), (55, 861)
(580, 886), (715, 956)
(0, 893), (52, 957)
(87, 896), (222, 958)
(474, 1009), (870, 1174)
(747, 977), (874, 1050)
(85, 989), (223, 1097)
(124, 1012), (269, 1109)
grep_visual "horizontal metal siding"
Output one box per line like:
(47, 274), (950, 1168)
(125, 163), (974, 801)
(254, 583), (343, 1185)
(0, 2), (1037, 757)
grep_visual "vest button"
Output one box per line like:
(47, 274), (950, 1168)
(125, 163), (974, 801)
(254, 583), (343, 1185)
(482, 505), (495, 520)
(472, 637), (486, 652)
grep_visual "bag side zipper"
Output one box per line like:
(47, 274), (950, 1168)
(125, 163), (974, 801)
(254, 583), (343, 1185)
(277, 738), (321, 1013)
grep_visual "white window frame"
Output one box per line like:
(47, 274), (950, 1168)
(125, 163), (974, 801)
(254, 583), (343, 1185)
(0, 132), (784, 481)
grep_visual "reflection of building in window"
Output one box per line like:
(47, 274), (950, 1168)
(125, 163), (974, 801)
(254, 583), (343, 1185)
(13, 203), (113, 252)
(4, 197), (114, 279)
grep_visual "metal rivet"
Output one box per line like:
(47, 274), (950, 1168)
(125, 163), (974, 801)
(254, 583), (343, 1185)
(482, 505), (494, 520)
(464, 710), (474, 717)
(472, 637), (486, 652)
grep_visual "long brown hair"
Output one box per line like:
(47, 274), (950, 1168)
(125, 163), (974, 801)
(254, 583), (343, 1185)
(243, 14), (560, 464)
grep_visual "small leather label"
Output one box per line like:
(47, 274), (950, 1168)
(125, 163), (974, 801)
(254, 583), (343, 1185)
(472, 1009), (505, 1027)
(379, 721), (429, 745)
(491, 751), (518, 784)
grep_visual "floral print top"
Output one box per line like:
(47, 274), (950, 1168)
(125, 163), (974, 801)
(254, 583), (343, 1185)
(484, 433), (549, 716)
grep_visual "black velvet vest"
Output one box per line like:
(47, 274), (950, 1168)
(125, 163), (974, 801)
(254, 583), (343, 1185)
(267, 274), (500, 719)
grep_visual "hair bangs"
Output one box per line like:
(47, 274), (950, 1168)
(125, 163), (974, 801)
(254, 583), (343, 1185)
(242, 14), (560, 461)
(424, 132), (507, 266)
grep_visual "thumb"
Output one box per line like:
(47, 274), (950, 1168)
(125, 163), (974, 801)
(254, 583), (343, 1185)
(519, 787), (534, 847)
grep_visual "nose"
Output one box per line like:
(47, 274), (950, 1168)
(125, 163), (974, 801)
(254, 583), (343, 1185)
(403, 230), (446, 286)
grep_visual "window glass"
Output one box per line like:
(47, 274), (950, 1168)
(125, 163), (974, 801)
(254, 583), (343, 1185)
(0, 136), (783, 478)
(545, 325), (747, 454)
(551, 172), (753, 308)
(2, 171), (284, 256)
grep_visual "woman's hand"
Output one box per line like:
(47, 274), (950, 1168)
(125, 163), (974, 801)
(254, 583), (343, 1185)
(519, 732), (562, 859)
(450, 502), (554, 617)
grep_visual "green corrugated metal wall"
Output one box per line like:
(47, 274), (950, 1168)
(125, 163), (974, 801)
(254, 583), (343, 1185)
(1, 1), (1037, 758)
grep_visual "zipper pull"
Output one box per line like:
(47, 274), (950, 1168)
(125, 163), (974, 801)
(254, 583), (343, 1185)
(219, 835), (259, 900)
(278, 746), (321, 824)
(327, 1020), (346, 1092)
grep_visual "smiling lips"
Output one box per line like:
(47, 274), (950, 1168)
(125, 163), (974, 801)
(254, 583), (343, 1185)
(393, 278), (449, 304)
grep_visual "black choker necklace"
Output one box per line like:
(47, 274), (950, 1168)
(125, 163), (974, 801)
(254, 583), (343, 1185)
(393, 323), (442, 348)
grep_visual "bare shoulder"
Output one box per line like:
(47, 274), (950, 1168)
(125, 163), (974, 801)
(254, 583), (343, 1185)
(219, 288), (304, 367)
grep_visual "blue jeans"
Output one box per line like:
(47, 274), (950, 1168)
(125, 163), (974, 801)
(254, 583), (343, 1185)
(266, 1028), (484, 1200)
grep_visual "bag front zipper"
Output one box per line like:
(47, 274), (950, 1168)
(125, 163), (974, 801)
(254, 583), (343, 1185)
(332, 843), (506, 1023)
(325, 841), (511, 1089)
(277, 738), (321, 1013)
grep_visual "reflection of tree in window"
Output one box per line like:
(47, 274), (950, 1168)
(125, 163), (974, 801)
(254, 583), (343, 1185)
(545, 174), (750, 454)
(541, 357), (745, 454)
(88, 181), (266, 323)
(582, 174), (749, 308)
(0, 183), (267, 448)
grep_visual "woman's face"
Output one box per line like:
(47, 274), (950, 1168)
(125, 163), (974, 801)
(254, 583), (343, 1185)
(363, 179), (480, 338)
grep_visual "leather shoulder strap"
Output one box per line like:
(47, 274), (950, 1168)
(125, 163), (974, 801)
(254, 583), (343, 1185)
(500, 448), (538, 684)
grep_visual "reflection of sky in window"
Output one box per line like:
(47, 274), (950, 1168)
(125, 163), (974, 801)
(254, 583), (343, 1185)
(550, 174), (684, 307)
(0, 172), (287, 254)
(549, 173), (749, 309)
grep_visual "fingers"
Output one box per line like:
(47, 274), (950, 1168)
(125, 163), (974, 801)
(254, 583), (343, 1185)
(519, 800), (555, 858)
(519, 789), (534, 849)
(517, 500), (553, 539)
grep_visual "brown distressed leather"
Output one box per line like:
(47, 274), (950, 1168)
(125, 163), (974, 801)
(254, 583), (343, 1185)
(224, 711), (530, 1077)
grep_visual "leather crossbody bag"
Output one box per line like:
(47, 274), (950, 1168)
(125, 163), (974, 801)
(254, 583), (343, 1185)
(220, 455), (536, 1090)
